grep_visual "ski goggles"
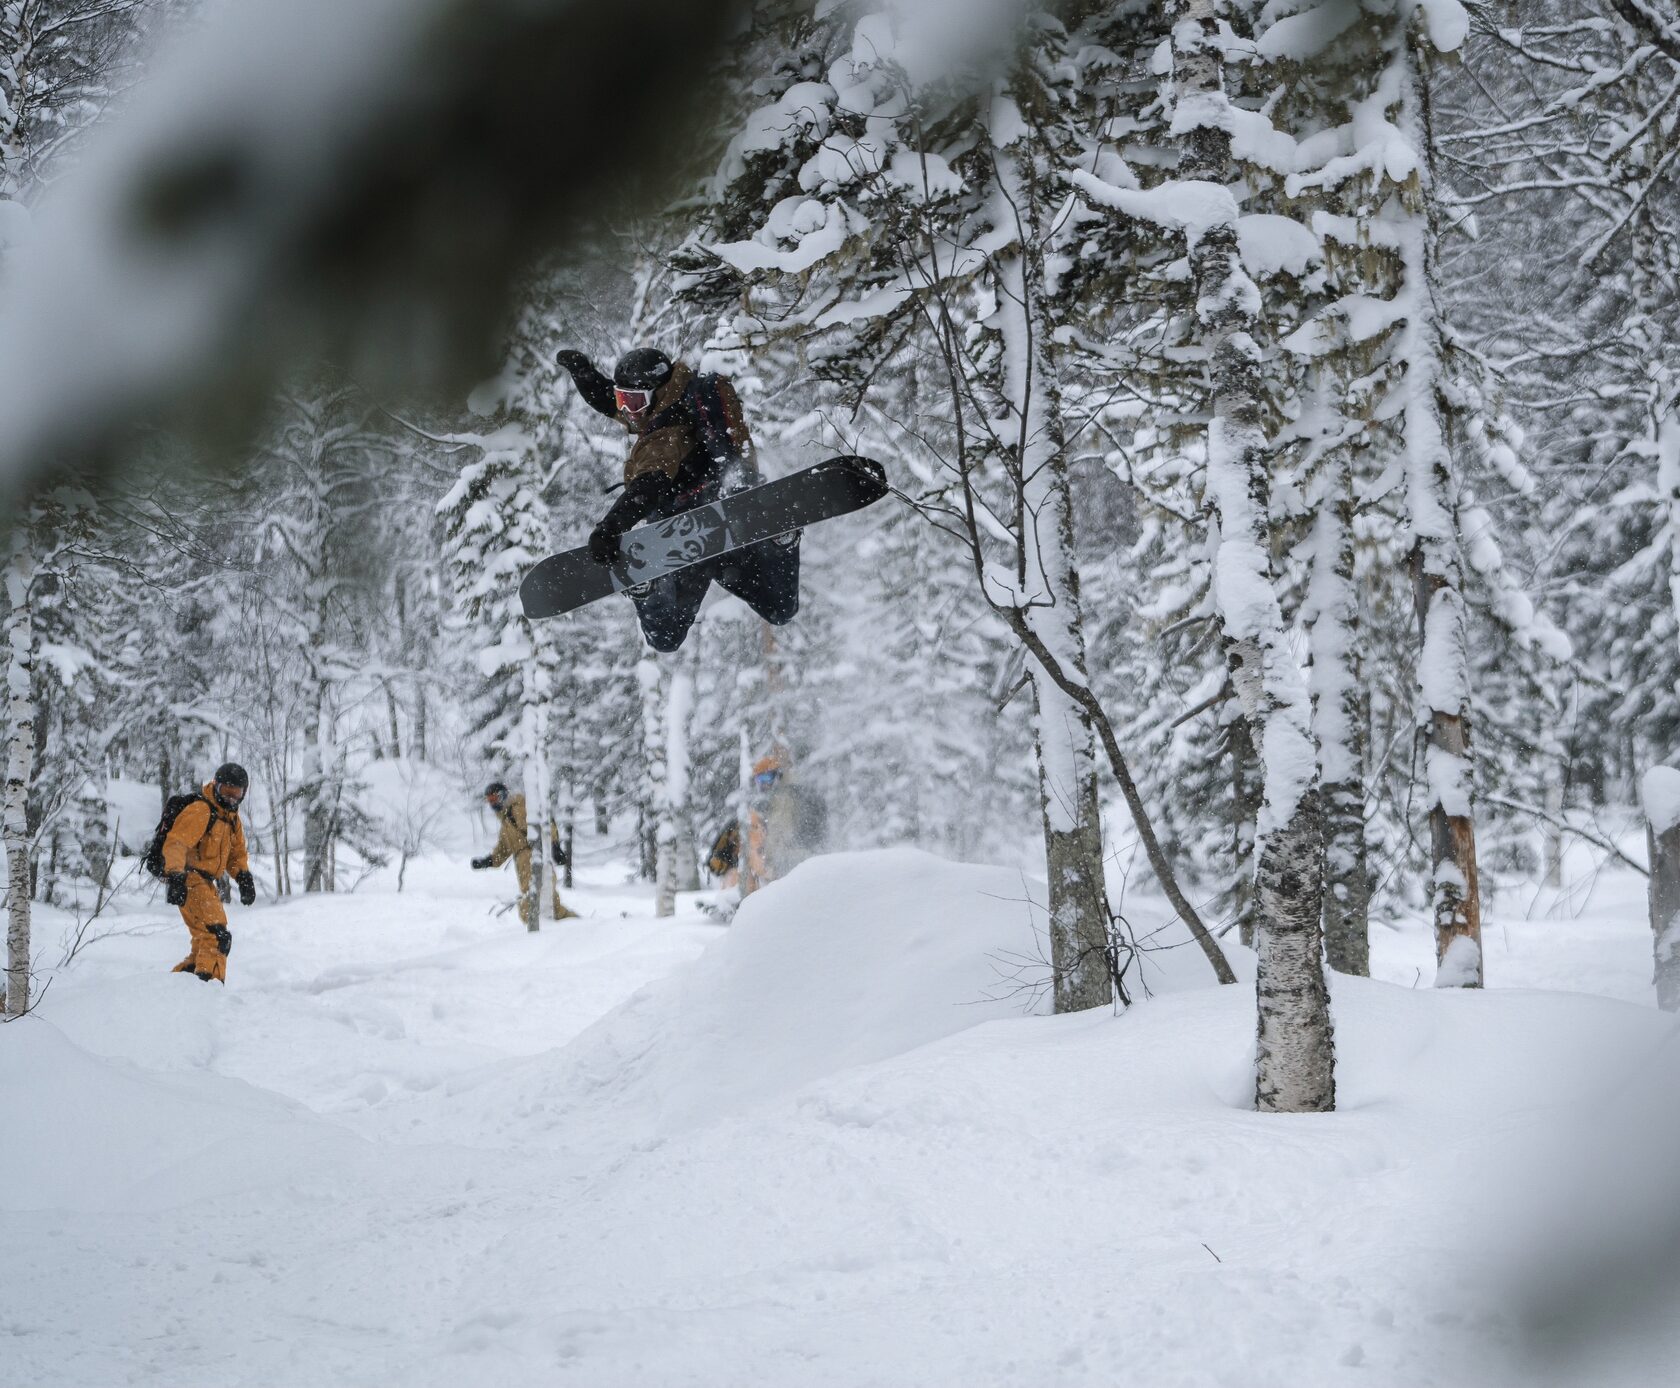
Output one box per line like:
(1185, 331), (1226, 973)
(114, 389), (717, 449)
(615, 386), (655, 414)
(753, 771), (779, 790)
(216, 784), (246, 804)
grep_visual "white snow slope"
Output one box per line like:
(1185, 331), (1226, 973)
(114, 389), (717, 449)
(4, 842), (1679, 1387)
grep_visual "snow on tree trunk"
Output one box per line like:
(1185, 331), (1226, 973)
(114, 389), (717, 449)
(1643, 767), (1680, 1012)
(0, 9), (31, 211)
(1307, 448), (1370, 977)
(992, 141), (1112, 1015)
(667, 635), (700, 896)
(1659, 397), (1680, 680)
(736, 725), (759, 900)
(1395, 29), (1482, 989)
(5, 527), (34, 1017)
(523, 650), (550, 933)
(302, 670), (333, 892)
(1173, 0), (1333, 1110)
(640, 653), (677, 918)
(1228, 707), (1260, 950)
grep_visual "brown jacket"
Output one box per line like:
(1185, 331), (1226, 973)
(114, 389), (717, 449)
(621, 361), (753, 486)
(163, 784), (250, 880)
(489, 793), (533, 868)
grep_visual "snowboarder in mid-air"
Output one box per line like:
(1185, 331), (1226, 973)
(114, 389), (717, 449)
(555, 346), (799, 652)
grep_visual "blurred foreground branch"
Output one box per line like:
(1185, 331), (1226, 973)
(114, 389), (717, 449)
(0, 0), (751, 513)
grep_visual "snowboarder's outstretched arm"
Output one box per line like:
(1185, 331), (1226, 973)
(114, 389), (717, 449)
(556, 350), (618, 420)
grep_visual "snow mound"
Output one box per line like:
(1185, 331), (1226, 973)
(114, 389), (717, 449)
(427, 848), (1052, 1151)
(0, 1013), (362, 1213)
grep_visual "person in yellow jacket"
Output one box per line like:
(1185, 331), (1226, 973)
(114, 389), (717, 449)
(470, 781), (578, 924)
(709, 754), (829, 897)
(163, 762), (257, 983)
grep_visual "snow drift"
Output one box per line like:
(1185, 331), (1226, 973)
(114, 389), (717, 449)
(420, 848), (1054, 1152)
(6, 844), (1680, 1386)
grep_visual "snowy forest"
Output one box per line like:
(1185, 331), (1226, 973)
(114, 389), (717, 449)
(4, 0), (1680, 1384)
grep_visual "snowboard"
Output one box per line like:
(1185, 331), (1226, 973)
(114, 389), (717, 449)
(518, 455), (889, 621)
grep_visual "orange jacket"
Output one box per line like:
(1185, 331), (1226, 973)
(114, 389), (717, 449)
(163, 784), (250, 879)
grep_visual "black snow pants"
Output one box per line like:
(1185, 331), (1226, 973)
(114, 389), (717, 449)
(631, 538), (800, 652)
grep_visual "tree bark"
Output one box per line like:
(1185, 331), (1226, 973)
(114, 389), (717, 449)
(1644, 769), (1680, 1012)
(1228, 709), (1260, 950)
(993, 137), (1113, 1014)
(1309, 450), (1370, 976)
(1175, 0), (1334, 1110)
(670, 637), (701, 894)
(1397, 33), (1482, 988)
(1648, 821), (1680, 1013)
(5, 528), (36, 1017)
(639, 654), (677, 917)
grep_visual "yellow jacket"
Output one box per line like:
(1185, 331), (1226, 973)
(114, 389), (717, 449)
(163, 784), (250, 879)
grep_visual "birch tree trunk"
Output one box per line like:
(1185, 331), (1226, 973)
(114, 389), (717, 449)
(0, 8), (32, 211)
(1174, 0), (1333, 1110)
(5, 528), (36, 1018)
(1228, 709), (1260, 950)
(992, 139), (1112, 1015)
(736, 726), (759, 899)
(1308, 446), (1370, 976)
(639, 653), (677, 918)
(668, 635), (701, 896)
(523, 631), (554, 932)
(302, 674), (332, 891)
(1643, 768), (1680, 1013)
(1397, 33), (1482, 988)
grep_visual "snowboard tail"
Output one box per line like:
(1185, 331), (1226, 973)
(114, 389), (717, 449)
(519, 455), (888, 621)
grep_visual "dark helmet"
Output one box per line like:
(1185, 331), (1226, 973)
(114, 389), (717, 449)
(613, 348), (672, 392)
(212, 762), (249, 810)
(484, 780), (509, 805)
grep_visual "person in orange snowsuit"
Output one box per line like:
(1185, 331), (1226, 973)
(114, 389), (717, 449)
(163, 762), (257, 983)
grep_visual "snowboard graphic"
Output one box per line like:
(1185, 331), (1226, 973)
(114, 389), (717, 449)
(519, 455), (889, 621)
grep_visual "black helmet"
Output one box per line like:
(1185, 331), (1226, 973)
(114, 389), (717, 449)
(212, 762), (249, 810)
(613, 348), (672, 392)
(484, 780), (509, 803)
(213, 762), (249, 790)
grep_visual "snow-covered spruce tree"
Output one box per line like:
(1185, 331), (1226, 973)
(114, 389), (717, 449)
(439, 388), (563, 928)
(697, 8), (1146, 1009)
(248, 383), (397, 892)
(1436, 1), (1678, 817)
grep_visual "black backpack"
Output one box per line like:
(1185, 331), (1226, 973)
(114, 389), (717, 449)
(142, 792), (210, 879)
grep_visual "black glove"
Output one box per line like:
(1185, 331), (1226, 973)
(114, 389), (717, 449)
(588, 472), (671, 566)
(211, 924), (233, 957)
(556, 349), (592, 377)
(588, 522), (623, 565)
(236, 870), (256, 907)
(471, 855), (493, 870)
(165, 872), (188, 906)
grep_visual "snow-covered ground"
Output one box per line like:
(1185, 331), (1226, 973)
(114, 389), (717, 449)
(5, 829), (1678, 1387)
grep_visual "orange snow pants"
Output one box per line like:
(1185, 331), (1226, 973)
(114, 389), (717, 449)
(171, 875), (231, 982)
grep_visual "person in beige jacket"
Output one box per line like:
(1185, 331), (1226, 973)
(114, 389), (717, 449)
(470, 781), (577, 925)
